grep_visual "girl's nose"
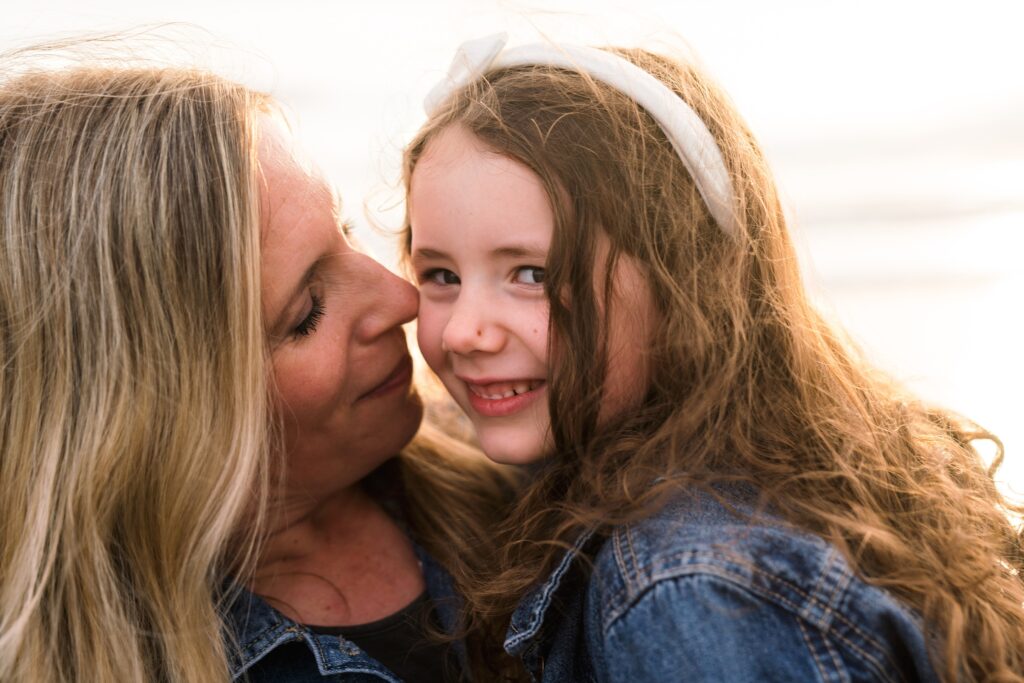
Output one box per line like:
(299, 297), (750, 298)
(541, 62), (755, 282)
(440, 295), (505, 355)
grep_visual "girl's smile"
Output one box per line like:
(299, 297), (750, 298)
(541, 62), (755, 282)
(462, 377), (547, 418)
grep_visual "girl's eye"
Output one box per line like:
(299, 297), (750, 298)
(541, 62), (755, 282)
(294, 293), (324, 337)
(422, 268), (460, 285)
(514, 266), (545, 285)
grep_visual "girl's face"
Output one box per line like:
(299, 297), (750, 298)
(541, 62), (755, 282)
(410, 125), (654, 465)
(410, 126), (552, 464)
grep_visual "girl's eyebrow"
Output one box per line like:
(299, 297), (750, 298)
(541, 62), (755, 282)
(491, 244), (547, 259)
(412, 243), (547, 261)
(411, 247), (448, 261)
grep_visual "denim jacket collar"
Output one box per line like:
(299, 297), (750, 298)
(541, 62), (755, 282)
(224, 585), (402, 681)
(503, 528), (596, 656)
(224, 541), (461, 681)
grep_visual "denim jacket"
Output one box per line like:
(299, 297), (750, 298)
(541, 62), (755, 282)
(504, 488), (940, 682)
(224, 544), (462, 682)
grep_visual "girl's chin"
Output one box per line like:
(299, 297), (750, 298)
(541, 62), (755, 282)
(474, 427), (551, 466)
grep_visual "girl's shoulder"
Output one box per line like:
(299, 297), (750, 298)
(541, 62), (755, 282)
(583, 488), (939, 681)
(590, 487), (846, 618)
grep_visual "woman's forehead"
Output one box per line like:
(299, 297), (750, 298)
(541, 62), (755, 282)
(257, 114), (337, 230)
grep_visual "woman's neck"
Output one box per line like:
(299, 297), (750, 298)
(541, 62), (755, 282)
(251, 484), (425, 626)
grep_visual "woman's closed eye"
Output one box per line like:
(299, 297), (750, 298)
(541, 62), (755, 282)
(421, 268), (461, 286)
(293, 293), (325, 337)
(513, 266), (545, 285)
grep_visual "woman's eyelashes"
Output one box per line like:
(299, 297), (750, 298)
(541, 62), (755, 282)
(293, 292), (325, 337)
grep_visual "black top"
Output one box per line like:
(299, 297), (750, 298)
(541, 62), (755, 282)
(308, 591), (462, 683)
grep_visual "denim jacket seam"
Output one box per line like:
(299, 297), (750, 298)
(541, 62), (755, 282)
(624, 524), (642, 585)
(241, 620), (298, 654)
(308, 630), (331, 673)
(229, 595), (282, 649)
(803, 559), (908, 681)
(610, 526), (636, 602)
(826, 624), (908, 683)
(799, 552), (909, 680)
(796, 617), (829, 682)
(603, 549), (810, 623)
(505, 530), (598, 651)
(313, 636), (402, 683)
(601, 553), (900, 678)
(816, 550), (845, 625)
(796, 550), (857, 683)
(796, 615), (844, 683)
(504, 586), (552, 649)
(790, 548), (851, 641)
(230, 624), (305, 681)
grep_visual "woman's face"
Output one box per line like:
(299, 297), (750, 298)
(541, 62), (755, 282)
(410, 125), (654, 466)
(260, 116), (422, 500)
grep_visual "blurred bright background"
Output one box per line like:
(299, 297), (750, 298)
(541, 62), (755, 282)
(3, 1), (1021, 498)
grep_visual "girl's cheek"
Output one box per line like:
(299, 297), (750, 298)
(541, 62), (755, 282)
(416, 308), (446, 370)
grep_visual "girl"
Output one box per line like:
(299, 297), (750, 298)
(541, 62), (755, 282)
(402, 34), (1024, 681)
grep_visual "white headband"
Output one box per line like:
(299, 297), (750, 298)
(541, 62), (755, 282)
(425, 33), (739, 237)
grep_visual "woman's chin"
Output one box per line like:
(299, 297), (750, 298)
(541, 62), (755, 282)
(392, 388), (425, 450)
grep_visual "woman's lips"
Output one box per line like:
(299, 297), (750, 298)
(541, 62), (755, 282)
(359, 355), (413, 401)
(463, 378), (547, 417)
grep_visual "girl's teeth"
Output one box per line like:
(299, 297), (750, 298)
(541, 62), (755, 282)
(474, 380), (538, 399)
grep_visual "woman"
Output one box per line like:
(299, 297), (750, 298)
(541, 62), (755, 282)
(0, 44), (506, 682)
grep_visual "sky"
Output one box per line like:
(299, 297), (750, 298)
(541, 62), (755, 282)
(3, 0), (1022, 494)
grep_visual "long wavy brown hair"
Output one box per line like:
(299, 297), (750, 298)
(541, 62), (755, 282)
(401, 47), (1024, 681)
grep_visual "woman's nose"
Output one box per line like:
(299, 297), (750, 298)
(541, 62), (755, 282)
(441, 294), (505, 355)
(356, 255), (418, 342)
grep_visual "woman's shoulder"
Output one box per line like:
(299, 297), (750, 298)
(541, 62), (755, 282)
(584, 487), (939, 681)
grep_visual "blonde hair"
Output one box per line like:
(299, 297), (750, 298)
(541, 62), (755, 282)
(0, 41), (518, 683)
(0, 58), (270, 681)
(403, 48), (1024, 681)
